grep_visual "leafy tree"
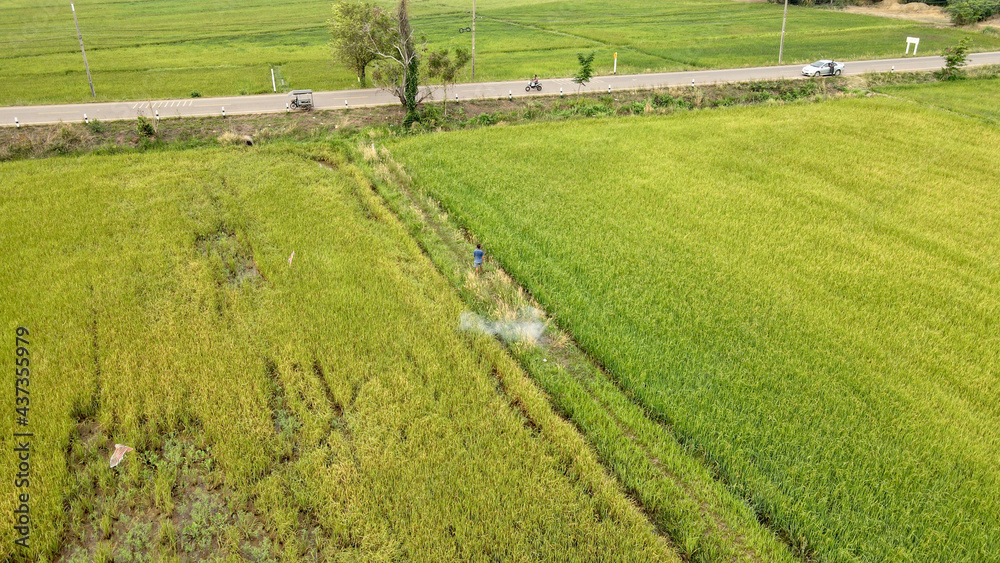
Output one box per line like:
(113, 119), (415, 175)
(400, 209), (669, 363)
(938, 38), (971, 81)
(427, 47), (470, 116)
(573, 52), (596, 92)
(329, 1), (393, 87)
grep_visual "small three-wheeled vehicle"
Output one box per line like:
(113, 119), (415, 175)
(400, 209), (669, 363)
(289, 89), (314, 110)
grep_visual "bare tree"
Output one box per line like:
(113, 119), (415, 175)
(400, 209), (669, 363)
(366, 0), (426, 126)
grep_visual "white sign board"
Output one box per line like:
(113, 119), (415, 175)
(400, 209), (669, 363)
(906, 37), (920, 55)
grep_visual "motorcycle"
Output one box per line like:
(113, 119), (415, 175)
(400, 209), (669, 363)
(525, 80), (542, 92)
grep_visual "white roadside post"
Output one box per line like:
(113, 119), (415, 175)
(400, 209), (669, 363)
(222, 107), (225, 118)
(84, 114), (88, 124)
(509, 90), (512, 101)
(271, 68), (277, 92)
(15, 118), (19, 128)
(155, 110), (159, 122)
(613, 52), (618, 75)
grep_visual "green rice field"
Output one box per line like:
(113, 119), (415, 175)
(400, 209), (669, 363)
(3, 0), (999, 105)
(0, 145), (675, 561)
(879, 74), (1000, 122)
(390, 96), (1000, 561)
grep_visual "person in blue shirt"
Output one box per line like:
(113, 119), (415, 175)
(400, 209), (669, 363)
(474, 244), (484, 274)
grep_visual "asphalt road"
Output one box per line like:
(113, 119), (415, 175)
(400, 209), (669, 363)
(3, 51), (999, 127)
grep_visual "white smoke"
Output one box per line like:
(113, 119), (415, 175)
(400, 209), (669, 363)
(459, 307), (546, 343)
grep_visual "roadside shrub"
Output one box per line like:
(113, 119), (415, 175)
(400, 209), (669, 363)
(137, 116), (155, 137)
(419, 104), (444, 127)
(85, 119), (107, 134)
(617, 101), (648, 115)
(521, 104), (543, 120)
(651, 93), (673, 107)
(471, 112), (500, 126)
(565, 97), (613, 117)
(947, 0), (1000, 24)
(190, 90), (201, 98)
(575, 102), (614, 117)
(937, 38), (971, 80)
(48, 125), (89, 155)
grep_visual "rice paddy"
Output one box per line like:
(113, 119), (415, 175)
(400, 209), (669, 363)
(878, 73), (1000, 122)
(389, 96), (1000, 562)
(0, 144), (676, 561)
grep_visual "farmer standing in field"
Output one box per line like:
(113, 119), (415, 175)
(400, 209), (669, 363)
(474, 244), (484, 274)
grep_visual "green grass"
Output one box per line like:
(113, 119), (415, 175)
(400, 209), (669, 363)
(879, 74), (1000, 122)
(390, 97), (1000, 562)
(0, 144), (675, 561)
(3, 0), (999, 105)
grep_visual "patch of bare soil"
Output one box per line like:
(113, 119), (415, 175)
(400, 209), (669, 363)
(59, 419), (284, 562)
(978, 14), (1000, 29)
(841, 0), (952, 25)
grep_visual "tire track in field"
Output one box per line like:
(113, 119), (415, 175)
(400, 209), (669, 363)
(87, 283), (103, 418)
(550, 351), (763, 563)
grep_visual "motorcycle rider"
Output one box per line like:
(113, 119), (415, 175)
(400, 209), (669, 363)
(531, 74), (539, 87)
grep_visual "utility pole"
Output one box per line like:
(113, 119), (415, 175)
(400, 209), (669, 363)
(471, 0), (476, 80)
(778, 0), (789, 64)
(71, 2), (96, 97)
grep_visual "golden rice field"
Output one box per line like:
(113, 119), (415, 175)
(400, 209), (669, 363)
(0, 144), (676, 561)
(390, 95), (1000, 562)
